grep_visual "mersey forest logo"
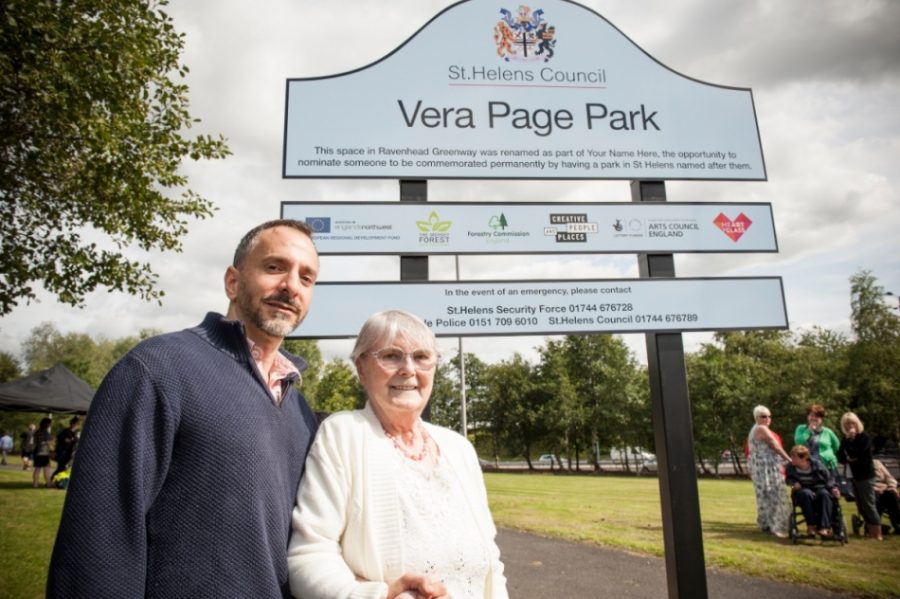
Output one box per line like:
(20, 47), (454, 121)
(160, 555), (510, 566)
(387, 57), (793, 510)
(494, 5), (556, 62)
(416, 211), (452, 245)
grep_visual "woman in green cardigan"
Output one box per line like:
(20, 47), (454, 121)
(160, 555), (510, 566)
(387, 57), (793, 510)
(794, 403), (841, 471)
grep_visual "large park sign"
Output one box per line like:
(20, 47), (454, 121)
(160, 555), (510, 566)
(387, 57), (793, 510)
(283, 3), (779, 598)
(284, 0), (765, 180)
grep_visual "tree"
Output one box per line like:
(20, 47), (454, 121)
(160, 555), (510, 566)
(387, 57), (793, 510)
(0, 349), (36, 441)
(282, 339), (323, 403)
(554, 334), (646, 470)
(427, 361), (461, 431)
(687, 345), (752, 474)
(23, 322), (106, 387)
(0, 0), (230, 315)
(483, 354), (545, 468)
(309, 360), (364, 415)
(847, 270), (900, 440)
(0, 350), (21, 382)
(789, 327), (850, 421)
(536, 340), (581, 470)
(442, 351), (489, 438)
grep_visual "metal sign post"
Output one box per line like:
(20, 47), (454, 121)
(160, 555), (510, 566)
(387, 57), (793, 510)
(632, 180), (708, 599)
(400, 178), (430, 422)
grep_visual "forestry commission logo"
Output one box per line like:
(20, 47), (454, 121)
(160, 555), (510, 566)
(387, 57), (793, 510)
(489, 213), (509, 230)
(494, 6), (556, 62)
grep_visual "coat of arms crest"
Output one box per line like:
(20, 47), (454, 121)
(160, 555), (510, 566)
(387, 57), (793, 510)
(494, 5), (556, 62)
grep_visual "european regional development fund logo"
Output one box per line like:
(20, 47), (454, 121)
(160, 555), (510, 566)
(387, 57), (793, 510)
(494, 6), (556, 62)
(305, 217), (330, 233)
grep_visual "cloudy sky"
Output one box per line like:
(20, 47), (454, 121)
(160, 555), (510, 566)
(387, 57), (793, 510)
(2, 0), (899, 368)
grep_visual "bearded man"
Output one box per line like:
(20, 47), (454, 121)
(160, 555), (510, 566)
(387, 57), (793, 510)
(48, 220), (321, 598)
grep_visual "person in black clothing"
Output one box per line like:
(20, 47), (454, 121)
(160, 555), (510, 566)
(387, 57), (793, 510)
(20, 423), (36, 470)
(786, 444), (841, 537)
(838, 412), (882, 540)
(32, 417), (53, 488)
(51, 416), (80, 483)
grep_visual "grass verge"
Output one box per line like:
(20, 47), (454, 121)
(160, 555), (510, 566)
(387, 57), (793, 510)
(2, 461), (898, 598)
(0, 463), (65, 599)
(485, 472), (900, 598)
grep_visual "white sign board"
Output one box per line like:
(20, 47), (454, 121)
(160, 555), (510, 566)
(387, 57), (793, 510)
(293, 277), (787, 338)
(283, 202), (776, 254)
(284, 0), (765, 181)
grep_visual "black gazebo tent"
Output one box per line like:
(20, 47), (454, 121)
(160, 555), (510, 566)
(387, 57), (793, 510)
(0, 364), (93, 414)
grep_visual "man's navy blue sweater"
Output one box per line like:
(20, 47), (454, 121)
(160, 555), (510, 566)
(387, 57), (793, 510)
(47, 313), (319, 598)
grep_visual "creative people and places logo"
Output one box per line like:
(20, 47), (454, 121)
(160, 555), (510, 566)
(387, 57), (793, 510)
(494, 5), (556, 62)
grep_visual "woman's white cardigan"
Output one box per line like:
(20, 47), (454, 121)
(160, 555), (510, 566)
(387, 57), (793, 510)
(287, 403), (508, 599)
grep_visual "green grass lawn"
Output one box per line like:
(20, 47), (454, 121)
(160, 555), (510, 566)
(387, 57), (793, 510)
(485, 472), (900, 598)
(0, 463), (65, 599)
(2, 461), (899, 598)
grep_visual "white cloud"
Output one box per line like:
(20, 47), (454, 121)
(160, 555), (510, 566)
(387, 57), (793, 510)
(2, 0), (898, 371)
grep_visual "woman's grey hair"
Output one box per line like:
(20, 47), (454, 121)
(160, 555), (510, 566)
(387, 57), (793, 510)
(752, 405), (770, 420)
(350, 310), (437, 364)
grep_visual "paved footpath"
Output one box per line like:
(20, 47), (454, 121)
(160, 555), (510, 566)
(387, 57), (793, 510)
(496, 528), (853, 599)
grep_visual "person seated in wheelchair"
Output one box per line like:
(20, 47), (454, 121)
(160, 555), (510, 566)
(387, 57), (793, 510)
(786, 445), (842, 537)
(873, 458), (900, 535)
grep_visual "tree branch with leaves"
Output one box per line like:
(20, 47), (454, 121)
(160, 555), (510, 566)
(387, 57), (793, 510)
(0, 0), (230, 314)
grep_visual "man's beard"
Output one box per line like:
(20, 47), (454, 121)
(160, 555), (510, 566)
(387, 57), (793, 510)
(237, 289), (304, 338)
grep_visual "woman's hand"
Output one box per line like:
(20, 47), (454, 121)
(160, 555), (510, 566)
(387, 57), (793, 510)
(386, 574), (449, 599)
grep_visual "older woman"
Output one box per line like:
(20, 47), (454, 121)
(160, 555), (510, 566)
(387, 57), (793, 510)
(794, 403), (841, 472)
(838, 412), (882, 540)
(873, 459), (900, 535)
(288, 310), (508, 599)
(747, 405), (792, 538)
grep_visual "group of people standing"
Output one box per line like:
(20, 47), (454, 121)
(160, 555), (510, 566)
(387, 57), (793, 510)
(4, 417), (81, 488)
(748, 402), (900, 541)
(46, 220), (507, 599)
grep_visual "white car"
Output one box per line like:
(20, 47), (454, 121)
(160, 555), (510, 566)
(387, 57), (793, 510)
(537, 453), (558, 465)
(610, 446), (657, 469)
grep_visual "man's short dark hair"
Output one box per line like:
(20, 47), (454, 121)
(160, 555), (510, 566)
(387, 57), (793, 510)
(232, 220), (314, 267)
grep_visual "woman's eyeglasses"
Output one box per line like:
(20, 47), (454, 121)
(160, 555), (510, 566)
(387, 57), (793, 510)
(368, 347), (437, 371)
